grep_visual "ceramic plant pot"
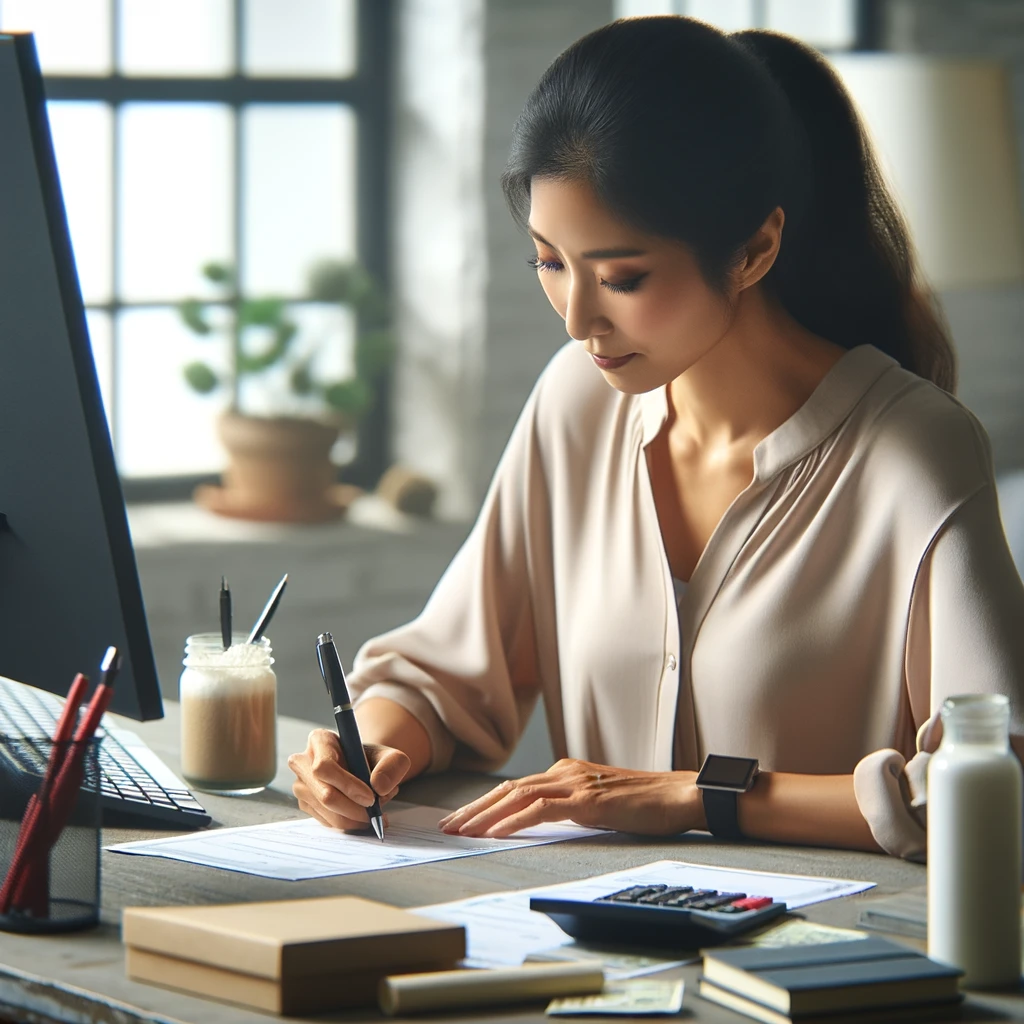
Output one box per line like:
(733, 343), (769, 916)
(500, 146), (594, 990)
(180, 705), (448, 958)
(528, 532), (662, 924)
(194, 411), (350, 523)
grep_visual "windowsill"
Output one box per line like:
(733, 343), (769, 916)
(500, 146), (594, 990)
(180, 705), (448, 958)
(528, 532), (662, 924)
(127, 494), (430, 549)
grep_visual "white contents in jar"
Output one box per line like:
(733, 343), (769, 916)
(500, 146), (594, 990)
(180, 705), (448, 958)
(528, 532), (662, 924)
(179, 635), (277, 794)
(927, 694), (1022, 989)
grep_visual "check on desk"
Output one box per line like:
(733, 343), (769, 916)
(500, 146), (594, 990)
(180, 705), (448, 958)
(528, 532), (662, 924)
(105, 805), (602, 880)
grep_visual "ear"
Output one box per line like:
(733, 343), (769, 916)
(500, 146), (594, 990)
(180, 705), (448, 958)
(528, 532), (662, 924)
(734, 206), (784, 293)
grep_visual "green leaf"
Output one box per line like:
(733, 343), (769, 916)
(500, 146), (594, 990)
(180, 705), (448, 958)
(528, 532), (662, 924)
(236, 318), (298, 375)
(238, 297), (286, 328)
(201, 261), (233, 287)
(183, 361), (220, 394)
(179, 299), (212, 336)
(306, 259), (373, 305)
(323, 377), (373, 418)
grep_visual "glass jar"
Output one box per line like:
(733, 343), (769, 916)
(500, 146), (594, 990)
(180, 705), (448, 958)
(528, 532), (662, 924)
(927, 693), (1022, 988)
(178, 633), (277, 795)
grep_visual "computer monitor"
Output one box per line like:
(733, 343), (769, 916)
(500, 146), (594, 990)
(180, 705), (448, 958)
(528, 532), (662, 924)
(0, 33), (163, 720)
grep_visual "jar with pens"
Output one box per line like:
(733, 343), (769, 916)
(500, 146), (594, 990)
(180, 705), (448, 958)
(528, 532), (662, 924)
(178, 574), (287, 796)
(0, 649), (120, 933)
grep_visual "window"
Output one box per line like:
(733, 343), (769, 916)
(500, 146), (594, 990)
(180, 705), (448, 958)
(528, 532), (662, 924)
(0, 0), (391, 496)
(613, 0), (864, 52)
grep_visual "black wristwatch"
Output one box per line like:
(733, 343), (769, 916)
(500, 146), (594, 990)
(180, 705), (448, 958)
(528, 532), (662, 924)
(695, 754), (760, 840)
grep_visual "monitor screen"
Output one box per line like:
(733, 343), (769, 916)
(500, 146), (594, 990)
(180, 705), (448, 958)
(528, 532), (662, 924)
(0, 33), (162, 720)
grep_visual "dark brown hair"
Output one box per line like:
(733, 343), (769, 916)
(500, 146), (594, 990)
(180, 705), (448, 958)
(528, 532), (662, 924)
(502, 17), (957, 392)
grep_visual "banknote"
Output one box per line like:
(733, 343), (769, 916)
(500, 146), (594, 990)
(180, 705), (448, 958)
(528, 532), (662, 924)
(546, 979), (685, 1016)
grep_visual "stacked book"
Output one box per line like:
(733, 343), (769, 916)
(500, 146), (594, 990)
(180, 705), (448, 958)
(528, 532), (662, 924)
(123, 895), (466, 1014)
(698, 936), (963, 1024)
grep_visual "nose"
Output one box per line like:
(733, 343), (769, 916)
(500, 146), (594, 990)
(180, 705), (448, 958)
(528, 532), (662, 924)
(564, 280), (612, 343)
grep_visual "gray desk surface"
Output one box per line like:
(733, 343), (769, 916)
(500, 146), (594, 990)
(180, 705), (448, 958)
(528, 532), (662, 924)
(0, 703), (1019, 1023)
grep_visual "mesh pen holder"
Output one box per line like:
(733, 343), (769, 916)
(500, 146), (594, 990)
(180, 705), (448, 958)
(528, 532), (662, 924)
(0, 735), (101, 933)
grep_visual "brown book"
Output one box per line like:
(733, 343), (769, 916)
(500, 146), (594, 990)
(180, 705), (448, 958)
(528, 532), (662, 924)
(126, 945), (457, 1015)
(122, 895), (465, 980)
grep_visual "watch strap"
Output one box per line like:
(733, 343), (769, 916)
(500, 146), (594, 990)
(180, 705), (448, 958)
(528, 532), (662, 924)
(701, 786), (744, 840)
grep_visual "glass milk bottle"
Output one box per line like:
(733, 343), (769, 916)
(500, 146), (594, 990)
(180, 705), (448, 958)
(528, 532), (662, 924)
(179, 633), (277, 795)
(927, 694), (1022, 988)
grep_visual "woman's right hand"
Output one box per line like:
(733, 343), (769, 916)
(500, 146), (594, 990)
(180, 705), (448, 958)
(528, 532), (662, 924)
(287, 729), (411, 831)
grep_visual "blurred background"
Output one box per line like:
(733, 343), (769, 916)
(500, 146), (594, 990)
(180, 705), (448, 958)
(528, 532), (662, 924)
(2, 0), (1024, 775)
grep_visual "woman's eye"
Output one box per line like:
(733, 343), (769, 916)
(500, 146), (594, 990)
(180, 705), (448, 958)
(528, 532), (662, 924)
(526, 255), (564, 273)
(601, 273), (648, 295)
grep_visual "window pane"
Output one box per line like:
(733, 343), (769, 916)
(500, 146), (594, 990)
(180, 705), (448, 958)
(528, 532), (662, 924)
(47, 102), (112, 304)
(116, 307), (229, 476)
(119, 103), (232, 302)
(244, 0), (356, 78)
(241, 105), (355, 295)
(614, 0), (681, 15)
(684, 0), (755, 31)
(0, 0), (111, 74)
(85, 309), (113, 432)
(766, 0), (855, 50)
(238, 302), (355, 418)
(118, 0), (233, 77)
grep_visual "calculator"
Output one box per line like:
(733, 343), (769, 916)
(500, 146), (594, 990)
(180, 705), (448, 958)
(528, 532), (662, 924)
(530, 883), (788, 949)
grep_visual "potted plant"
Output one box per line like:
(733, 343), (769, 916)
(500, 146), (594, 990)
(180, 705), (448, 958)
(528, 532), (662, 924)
(179, 259), (393, 523)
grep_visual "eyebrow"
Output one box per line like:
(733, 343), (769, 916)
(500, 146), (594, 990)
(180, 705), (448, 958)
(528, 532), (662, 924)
(527, 227), (647, 260)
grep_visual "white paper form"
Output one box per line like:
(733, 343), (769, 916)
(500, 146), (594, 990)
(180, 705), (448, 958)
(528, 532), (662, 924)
(104, 805), (603, 881)
(414, 859), (875, 974)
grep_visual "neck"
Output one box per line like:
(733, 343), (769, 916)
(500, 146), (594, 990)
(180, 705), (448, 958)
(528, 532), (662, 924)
(667, 285), (845, 452)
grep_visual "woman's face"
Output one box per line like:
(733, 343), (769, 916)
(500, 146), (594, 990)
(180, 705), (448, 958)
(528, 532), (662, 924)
(527, 176), (738, 394)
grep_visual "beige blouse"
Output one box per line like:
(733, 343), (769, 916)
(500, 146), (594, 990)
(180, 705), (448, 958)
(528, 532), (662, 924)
(349, 342), (1024, 859)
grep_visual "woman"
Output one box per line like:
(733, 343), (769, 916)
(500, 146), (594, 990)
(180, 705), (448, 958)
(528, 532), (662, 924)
(288, 17), (1024, 859)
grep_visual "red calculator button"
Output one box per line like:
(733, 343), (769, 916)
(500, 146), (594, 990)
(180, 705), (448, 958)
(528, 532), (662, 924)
(731, 896), (773, 911)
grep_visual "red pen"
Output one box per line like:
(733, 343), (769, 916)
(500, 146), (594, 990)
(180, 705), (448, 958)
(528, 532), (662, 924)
(0, 672), (89, 915)
(2, 647), (122, 917)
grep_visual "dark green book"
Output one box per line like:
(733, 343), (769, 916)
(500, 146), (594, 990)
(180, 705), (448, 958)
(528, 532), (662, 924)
(701, 936), (962, 1017)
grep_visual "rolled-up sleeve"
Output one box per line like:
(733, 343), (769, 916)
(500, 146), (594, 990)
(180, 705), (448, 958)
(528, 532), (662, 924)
(346, 378), (554, 774)
(855, 483), (1024, 859)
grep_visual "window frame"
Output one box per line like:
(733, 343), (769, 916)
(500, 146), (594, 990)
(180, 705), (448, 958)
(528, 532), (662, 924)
(38, 0), (393, 502)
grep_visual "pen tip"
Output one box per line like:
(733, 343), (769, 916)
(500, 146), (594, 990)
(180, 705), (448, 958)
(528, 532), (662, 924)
(372, 817), (384, 841)
(221, 575), (227, 590)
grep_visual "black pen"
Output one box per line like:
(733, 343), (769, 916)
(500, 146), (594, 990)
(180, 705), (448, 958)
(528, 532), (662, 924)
(220, 576), (232, 650)
(247, 573), (288, 644)
(315, 632), (384, 841)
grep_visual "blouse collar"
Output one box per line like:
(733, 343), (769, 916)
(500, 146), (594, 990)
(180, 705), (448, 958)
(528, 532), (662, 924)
(637, 344), (899, 482)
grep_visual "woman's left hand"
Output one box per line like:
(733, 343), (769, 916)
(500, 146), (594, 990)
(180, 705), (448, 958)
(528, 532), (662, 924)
(438, 759), (706, 838)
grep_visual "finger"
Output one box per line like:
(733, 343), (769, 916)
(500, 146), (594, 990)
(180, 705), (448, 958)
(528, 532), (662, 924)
(305, 743), (376, 807)
(367, 746), (411, 796)
(453, 783), (572, 837)
(294, 780), (364, 830)
(438, 780), (516, 832)
(296, 797), (334, 831)
(482, 798), (574, 838)
(293, 777), (372, 829)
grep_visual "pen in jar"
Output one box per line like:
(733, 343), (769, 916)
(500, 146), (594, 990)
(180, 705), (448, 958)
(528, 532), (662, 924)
(315, 632), (384, 841)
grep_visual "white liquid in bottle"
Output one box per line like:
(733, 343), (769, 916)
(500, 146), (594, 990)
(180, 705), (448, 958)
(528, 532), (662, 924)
(927, 694), (1022, 989)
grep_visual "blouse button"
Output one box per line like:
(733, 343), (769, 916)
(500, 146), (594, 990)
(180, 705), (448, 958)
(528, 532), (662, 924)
(666, 653), (677, 672)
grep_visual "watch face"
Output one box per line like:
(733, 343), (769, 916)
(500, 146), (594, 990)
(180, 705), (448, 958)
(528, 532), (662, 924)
(696, 754), (759, 791)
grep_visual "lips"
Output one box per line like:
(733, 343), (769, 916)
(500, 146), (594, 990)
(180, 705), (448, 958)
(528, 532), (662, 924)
(590, 351), (636, 371)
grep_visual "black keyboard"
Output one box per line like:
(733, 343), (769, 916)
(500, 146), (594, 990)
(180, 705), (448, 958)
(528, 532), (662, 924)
(531, 883), (788, 949)
(0, 676), (210, 829)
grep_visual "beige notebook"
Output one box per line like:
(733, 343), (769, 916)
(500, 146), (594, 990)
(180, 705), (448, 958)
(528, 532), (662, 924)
(122, 895), (465, 980)
(126, 946), (456, 1015)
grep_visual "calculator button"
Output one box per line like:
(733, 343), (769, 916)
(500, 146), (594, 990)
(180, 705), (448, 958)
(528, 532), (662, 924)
(688, 893), (746, 911)
(644, 887), (695, 905)
(664, 889), (716, 907)
(730, 896), (773, 911)
(605, 885), (666, 903)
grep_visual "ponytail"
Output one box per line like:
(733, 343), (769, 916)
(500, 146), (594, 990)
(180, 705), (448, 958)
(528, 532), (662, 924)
(732, 30), (957, 392)
(503, 17), (957, 392)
